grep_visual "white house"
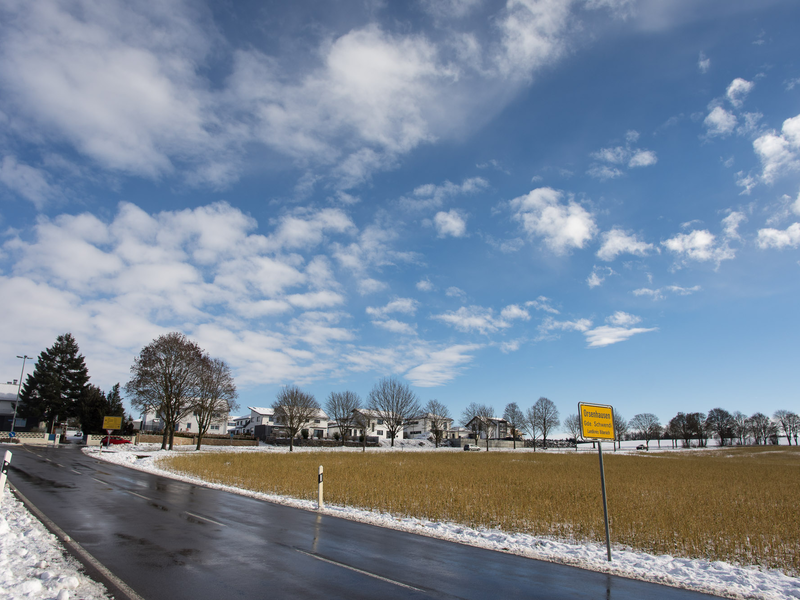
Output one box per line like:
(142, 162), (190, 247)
(139, 409), (228, 435)
(351, 408), (404, 442)
(404, 412), (455, 440)
(0, 382), (22, 431)
(248, 406), (329, 439)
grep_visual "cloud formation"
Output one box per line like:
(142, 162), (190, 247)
(509, 187), (596, 254)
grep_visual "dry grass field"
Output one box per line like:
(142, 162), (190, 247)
(162, 446), (800, 574)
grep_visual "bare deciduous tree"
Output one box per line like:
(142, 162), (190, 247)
(503, 402), (525, 449)
(747, 412), (775, 445)
(629, 413), (660, 450)
(475, 404), (495, 451)
(125, 332), (204, 450)
(563, 413), (582, 451)
(774, 410), (798, 446)
(325, 391), (361, 446)
(529, 397), (559, 450)
(193, 356), (238, 451)
(424, 399), (451, 448)
(613, 411), (628, 451)
(353, 408), (371, 452)
(705, 408), (734, 446)
(732, 411), (748, 445)
(367, 377), (420, 447)
(273, 386), (320, 452)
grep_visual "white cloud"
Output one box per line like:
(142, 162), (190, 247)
(756, 223), (800, 249)
(587, 265), (616, 288)
(499, 339), (523, 353)
(753, 114), (800, 183)
(584, 324), (656, 348)
(588, 134), (657, 177)
(735, 171), (757, 195)
(500, 304), (530, 321)
(633, 285), (701, 300)
(366, 297), (419, 319)
(606, 311), (640, 327)
(494, 0), (573, 79)
(662, 229), (735, 266)
(286, 291), (345, 309)
(404, 343), (481, 387)
(698, 52), (710, 73)
(586, 165), (624, 180)
(509, 187), (596, 254)
(704, 106), (738, 137)
(596, 228), (653, 261)
(722, 211), (746, 240)
(434, 209), (468, 238)
(357, 278), (388, 295)
(793, 190), (800, 216)
(628, 149), (658, 168)
(0, 156), (60, 209)
(537, 316), (592, 340)
(372, 319), (417, 335)
(726, 78), (754, 108)
(446, 286), (466, 298)
(400, 177), (488, 211)
(525, 296), (559, 314)
(432, 305), (511, 334)
(416, 278), (434, 292)
(268, 209), (356, 251)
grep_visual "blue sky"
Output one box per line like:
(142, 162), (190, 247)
(1, 0), (799, 430)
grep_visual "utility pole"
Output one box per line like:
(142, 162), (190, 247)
(11, 355), (31, 435)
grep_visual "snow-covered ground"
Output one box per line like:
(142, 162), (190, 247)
(2, 439), (797, 600)
(0, 485), (110, 600)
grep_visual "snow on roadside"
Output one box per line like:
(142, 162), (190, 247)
(85, 443), (800, 600)
(0, 485), (111, 600)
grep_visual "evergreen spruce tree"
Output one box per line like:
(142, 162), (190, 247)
(19, 333), (90, 431)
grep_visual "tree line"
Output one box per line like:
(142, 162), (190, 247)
(561, 408), (800, 450)
(18, 333), (130, 436)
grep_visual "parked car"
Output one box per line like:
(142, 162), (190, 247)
(101, 436), (131, 445)
(636, 444), (647, 450)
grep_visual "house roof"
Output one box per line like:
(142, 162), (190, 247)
(409, 412), (454, 423)
(249, 406), (329, 420)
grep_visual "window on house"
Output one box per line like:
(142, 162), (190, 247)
(314, 419), (320, 423)
(186, 423), (191, 430)
(377, 430), (384, 436)
(211, 425), (219, 430)
(377, 419), (384, 425)
(268, 416), (273, 422)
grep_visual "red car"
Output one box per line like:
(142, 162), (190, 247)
(101, 436), (131, 445)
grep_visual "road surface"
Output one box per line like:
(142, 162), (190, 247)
(7, 444), (721, 600)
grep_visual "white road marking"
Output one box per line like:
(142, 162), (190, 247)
(295, 549), (425, 592)
(184, 511), (226, 527)
(71, 469), (81, 475)
(127, 491), (151, 501)
(92, 477), (109, 485)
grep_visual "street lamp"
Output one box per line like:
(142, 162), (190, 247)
(11, 355), (32, 435)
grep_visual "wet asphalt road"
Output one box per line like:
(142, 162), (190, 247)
(6, 444), (722, 600)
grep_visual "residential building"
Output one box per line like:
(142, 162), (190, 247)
(404, 412), (454, 440)
(249, 406), (329, 439)
(464, 416), (511, 439)
(351, 408), (404, 442)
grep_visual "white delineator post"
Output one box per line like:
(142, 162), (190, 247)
(1, 450), (12, 503)
(318, 465), (324, 509)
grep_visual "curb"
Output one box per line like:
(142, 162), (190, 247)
(9, 482), (146, 600)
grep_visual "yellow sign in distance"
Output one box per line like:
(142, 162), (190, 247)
(579, 403), (615, 440)
(102, 416), (122, 430)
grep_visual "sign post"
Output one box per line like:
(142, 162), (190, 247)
(1, 450), (12, 503)
(579, 402), (615, 562)
(318, 465), (324, 510)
